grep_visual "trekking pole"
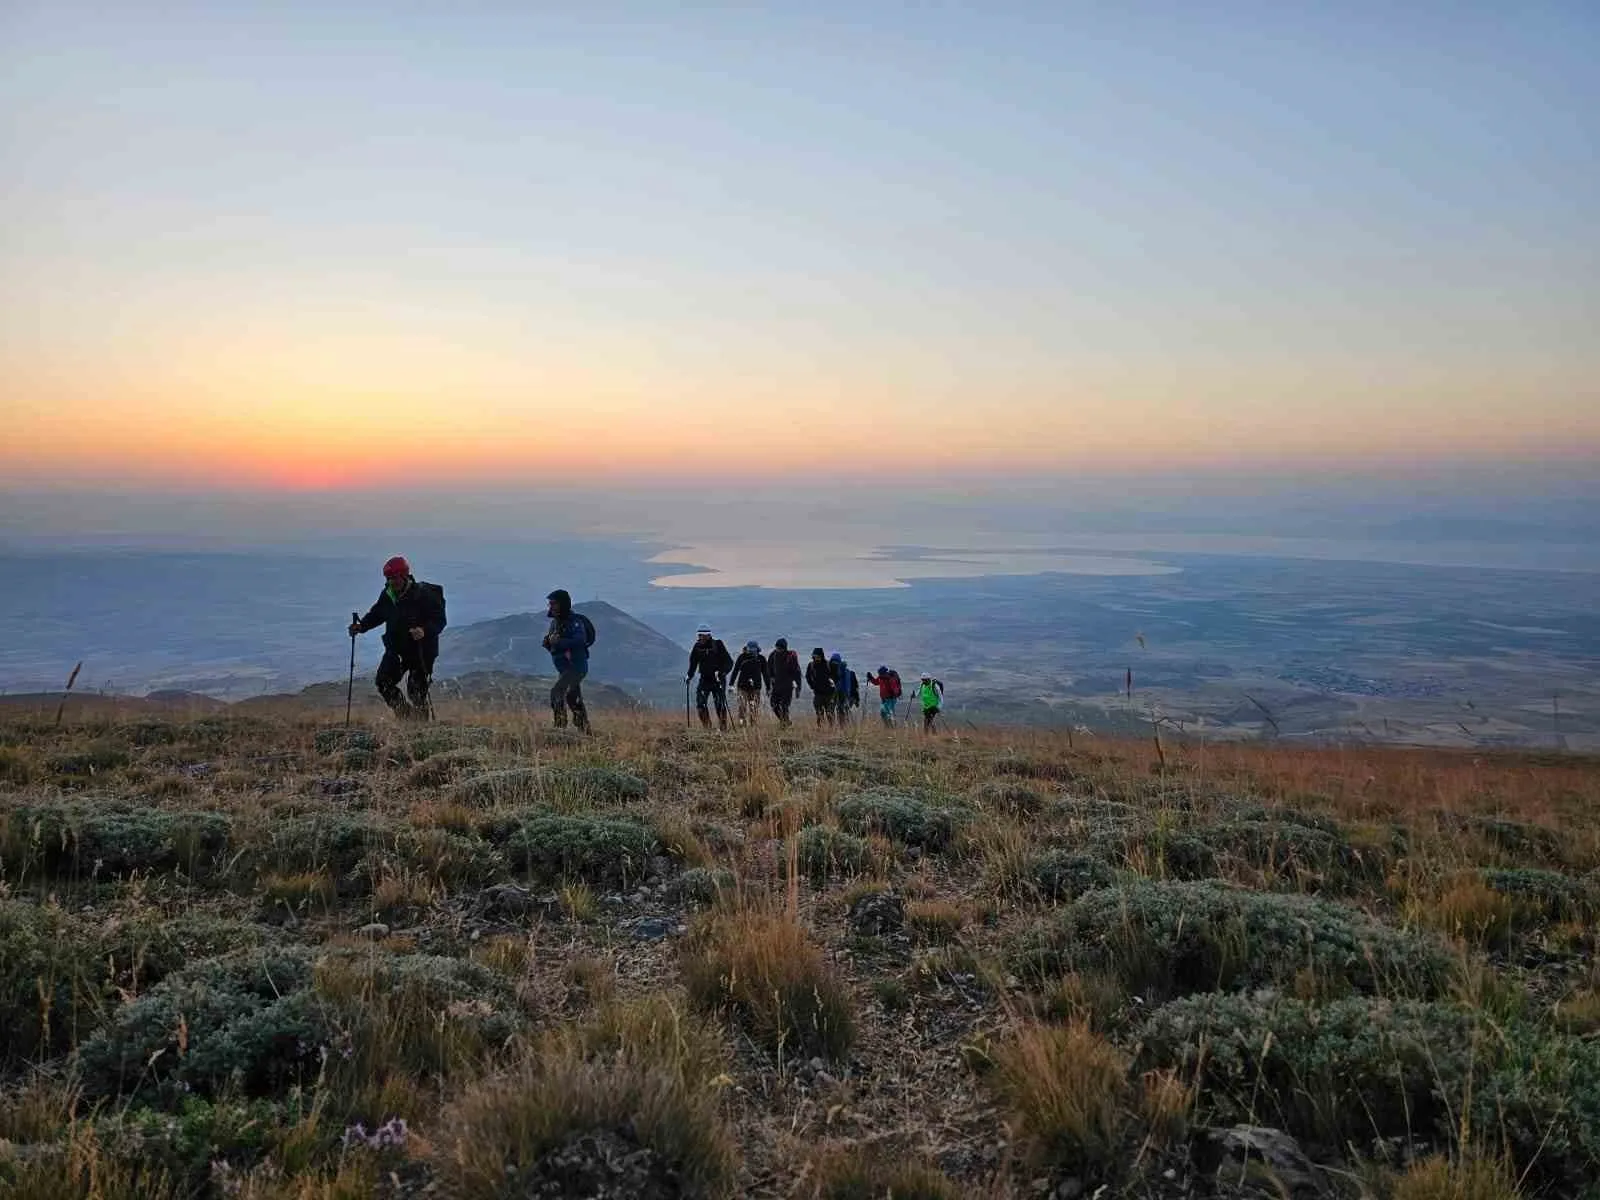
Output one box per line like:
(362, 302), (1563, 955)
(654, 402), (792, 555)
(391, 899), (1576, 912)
(345, 612), (358, 728)
(684, 678), (691, 729)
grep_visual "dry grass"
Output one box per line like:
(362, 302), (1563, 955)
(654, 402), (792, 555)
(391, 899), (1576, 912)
(683, 906), (857, 1062)
(428, 998), (738, 1199)
(802, 1143), (963, 1199)
(994, 1020), (1131, 1168)
(905, 899), (967, 943)
(1391, 1152), (1522, 1200)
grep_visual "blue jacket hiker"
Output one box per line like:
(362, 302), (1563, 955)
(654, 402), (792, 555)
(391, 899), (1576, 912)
(543, 589), (594, 732)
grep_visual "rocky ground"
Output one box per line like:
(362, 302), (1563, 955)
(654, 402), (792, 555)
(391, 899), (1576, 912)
(2, 706), (1598, 1199)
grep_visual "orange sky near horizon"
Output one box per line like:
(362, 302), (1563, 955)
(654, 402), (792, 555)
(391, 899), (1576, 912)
(4, 334), (1596, 491)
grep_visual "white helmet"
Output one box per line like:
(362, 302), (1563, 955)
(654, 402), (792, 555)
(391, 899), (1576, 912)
(920, 672), (932, 681)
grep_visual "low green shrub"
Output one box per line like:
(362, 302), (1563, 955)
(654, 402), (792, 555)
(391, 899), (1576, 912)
(1090, 829), (1217, 881)
(253, 811), (391, 886)
(1454, 814), (1566, 865)
(1224, 802), (1346, 836)
(1481, 867), (1594, 922)
(94, 1096), (294, 1191)
(312, 729), (379, 755)
(451, 765), (647, 809)
(1011, 879), (1451, 1002)
(451, 768), (544, 806)
(794, 827), (874, 883)
(780, 748), (899, 785)
(542, 764), (649, 806)
(0, 900), (114, 1064)
(0, 746), (36, 786)
(1198, 818), (1379, 885)
(971, 780), (1047, 817)
(1029, 851), (1116, 902)
(404, 725), (496, 760)
(505, 814), (658, 887)
(79, 946), (522, 1107)
(404, 748), (495, 788)
(45, 740), (131, 778)
(395, 827), (507, 887)
(1137, 992), (1600, 1196)
(1, 802), (232, 879)
(105, 915), (271, 992)
(671, 867), (737, 906)
(836, 790), (962, 851)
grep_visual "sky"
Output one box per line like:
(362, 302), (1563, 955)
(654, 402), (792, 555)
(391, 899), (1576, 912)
(2, 2), (1597, 518)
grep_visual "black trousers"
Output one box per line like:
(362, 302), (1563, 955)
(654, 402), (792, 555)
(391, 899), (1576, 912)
(770, 686), (794, 725)
(695, 678), (729, 728)
(376, 647), (435, 719)
(812, 693), (835, 725)
(551, 666), (589, 731)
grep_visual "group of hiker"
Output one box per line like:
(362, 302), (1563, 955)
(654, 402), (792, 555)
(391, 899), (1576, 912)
(686, 626), (944, 733)
(347, 558), (944, 733)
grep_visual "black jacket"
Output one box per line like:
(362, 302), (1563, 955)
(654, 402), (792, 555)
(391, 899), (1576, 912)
(766, 648), (801, 695)
(805, 658), (836, 697)
(688, 639), (733, 683)
(357, 579), (447, 659)
(730, 651), (766, 692)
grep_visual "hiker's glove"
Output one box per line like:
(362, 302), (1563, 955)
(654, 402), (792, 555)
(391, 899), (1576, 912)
(347, 623), (360, 637)
(409, 627), (425, 641)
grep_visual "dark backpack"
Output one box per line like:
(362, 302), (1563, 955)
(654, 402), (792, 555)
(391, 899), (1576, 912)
(575, 612), (597, 647)
(419, 581), (447, 631)
(885, 670), (902, 699)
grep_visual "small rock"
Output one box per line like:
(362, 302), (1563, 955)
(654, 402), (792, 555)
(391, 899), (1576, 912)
(313, 776), (364, 797)
(1053, 1180), (1083, 1200)
(630, 917), (675, 942)
(846, 890), (905, 936)
(355, 922), (390, 939)
(475, 883), (538, 918)
(1198, 1125), (1326, 1198)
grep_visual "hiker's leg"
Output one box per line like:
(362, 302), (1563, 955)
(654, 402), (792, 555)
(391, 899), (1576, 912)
(375, 650), (413, 717)
(695, 681), (714, 728)
(405, 654), (433, 720)
(566, 669), (590, 732)
(713, 685), (729, 730)
(548, 675), (569, 727)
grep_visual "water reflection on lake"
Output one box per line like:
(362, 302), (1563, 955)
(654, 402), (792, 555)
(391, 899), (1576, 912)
(648, 542), (1180, 589)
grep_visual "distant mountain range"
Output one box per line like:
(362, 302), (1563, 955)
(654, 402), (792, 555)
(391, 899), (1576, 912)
(441, 601), (686, 701)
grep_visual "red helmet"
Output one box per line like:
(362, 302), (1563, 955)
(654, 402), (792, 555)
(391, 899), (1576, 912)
(381, 556), (411, 579)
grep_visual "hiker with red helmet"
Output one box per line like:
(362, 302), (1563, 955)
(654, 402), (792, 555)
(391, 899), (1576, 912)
(348, 557), (448, 720)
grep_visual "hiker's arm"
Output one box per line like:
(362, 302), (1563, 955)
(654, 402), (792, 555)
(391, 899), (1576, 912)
(354, 593), (389, 634)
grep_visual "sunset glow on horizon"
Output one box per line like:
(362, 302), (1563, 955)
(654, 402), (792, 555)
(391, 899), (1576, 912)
(4, 4), (1597, 497)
